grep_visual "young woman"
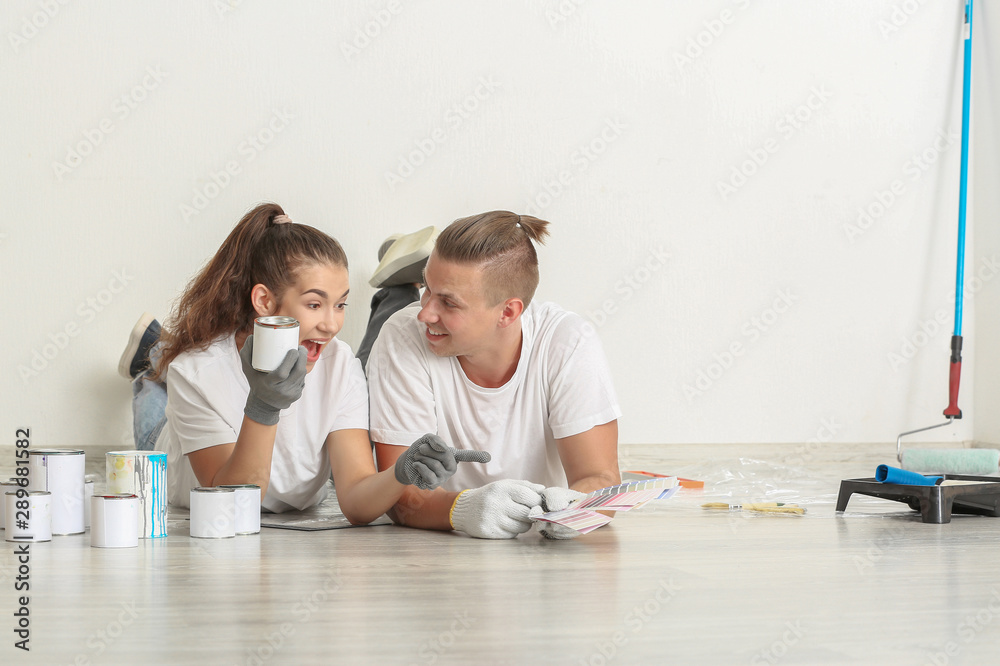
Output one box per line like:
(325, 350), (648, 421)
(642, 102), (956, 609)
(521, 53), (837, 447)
(128, 202), (485, 524)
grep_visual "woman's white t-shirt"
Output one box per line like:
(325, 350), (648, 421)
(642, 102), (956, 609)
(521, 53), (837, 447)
(157, 335), (369, 512)
(367, 301), (621, 491)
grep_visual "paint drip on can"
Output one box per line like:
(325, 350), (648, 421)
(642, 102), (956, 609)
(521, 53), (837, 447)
(106, 450), (168, 538)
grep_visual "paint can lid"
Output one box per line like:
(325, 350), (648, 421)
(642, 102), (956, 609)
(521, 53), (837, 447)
(192, 487), (235, 493)
(255, 315), (298, 328)
(218, 484), (261, 490)
(28, 448), (84, 455)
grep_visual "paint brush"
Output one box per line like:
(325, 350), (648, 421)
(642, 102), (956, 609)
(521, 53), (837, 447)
(701, 502), (805, 515)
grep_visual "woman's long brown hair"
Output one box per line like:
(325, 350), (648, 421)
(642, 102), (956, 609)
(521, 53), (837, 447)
(152, 202), (347, 379)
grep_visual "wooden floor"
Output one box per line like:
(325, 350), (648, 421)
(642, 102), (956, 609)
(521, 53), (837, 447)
(3, 444), (1000, 665)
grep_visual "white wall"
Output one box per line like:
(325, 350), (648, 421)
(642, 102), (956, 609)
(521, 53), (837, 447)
(973, 0), (1000, 446)
(1, 0), (993, 453)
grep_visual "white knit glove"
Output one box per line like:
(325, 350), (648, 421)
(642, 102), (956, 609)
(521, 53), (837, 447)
(449, 480), (545, 539)
(536, 487), (586, 540)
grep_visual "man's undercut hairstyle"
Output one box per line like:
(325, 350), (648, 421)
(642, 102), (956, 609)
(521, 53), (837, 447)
(434, 211), (550, 307)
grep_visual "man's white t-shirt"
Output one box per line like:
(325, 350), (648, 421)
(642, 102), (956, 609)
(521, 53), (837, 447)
(157, 335), (369, 512)
(367, 301), (621, 491)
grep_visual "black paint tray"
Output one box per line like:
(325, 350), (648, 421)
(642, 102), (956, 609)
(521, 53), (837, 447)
(836, 474), (1000, 524)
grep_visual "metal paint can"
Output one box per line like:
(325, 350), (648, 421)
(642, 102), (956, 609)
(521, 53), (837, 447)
(251, 316), (300, 371)
(190, 487), (236, 539)
(219, 484), (261, 535)
(4, 490), (52, 542)
(106, 450), (168, 538)
(90, 494), (139, 548)
(28, 448), (85, 535)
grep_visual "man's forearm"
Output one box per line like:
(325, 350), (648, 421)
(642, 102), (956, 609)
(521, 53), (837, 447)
(569, 470), (621, 495)
(387, 486), (461, 531)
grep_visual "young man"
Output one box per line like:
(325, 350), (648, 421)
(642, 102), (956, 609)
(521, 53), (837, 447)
(366, 211), (621, 539)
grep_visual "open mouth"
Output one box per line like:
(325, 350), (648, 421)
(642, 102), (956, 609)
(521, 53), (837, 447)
(425, 327), (447, 343)
(302, 339), (329, 363)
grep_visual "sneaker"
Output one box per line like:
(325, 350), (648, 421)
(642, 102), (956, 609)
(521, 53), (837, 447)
(118, 313), (161, 380)
(369, 226), (440, 288)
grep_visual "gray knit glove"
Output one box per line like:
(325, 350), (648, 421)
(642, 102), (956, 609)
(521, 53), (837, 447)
(536, 486), (587, 540)
(450, 480), (545, 539)
(393, 434), (492, 490)
(239, 335), (308, 426)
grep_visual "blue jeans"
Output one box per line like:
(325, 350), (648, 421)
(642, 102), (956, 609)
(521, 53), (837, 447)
(132, 344), (167, 451)
(356, 285), (419, 372)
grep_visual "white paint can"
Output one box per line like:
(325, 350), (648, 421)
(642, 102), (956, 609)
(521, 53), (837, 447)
(219, 484), (261, 535)
(106, 451), (168, 538)
(0, 480), (21, 529)
(28, 449), (85, 535)
(190, 487), (236, 539)
(4, 490), (52, 543)
(251, 316), (300, 371)
(90, 494), (139, 548)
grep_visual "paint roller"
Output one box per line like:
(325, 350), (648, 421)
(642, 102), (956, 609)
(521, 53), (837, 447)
(897, 0), (1000, 475)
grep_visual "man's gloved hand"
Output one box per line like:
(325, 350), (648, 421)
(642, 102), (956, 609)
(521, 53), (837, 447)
(393, 434), (492, 490)
(536, 486), (587, 540)
(450, 479), (545, 539)
(239, 335), (308, 426)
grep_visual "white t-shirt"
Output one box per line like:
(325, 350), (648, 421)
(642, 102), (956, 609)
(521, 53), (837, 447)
(157, 335), (369, 512)
(367, 301), (621, 491)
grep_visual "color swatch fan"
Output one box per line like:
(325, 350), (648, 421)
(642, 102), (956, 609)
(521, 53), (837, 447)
(532, 477), (679, 534)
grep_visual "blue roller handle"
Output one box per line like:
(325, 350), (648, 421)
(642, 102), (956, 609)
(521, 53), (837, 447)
(876, 465), (943, 486)
(953, 0), (972, 336)
(944, 0), (973, 419)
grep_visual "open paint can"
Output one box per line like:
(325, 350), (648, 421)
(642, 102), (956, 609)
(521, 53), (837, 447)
(251, 316), (299, 371)
(190, 487), (236, 538)
(28, 449), (85, 535)
(106, 451), (168, 538)
(219, 484), (261, 535)
(4, 490), (52, 542)
(90, 494), (139, 548)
